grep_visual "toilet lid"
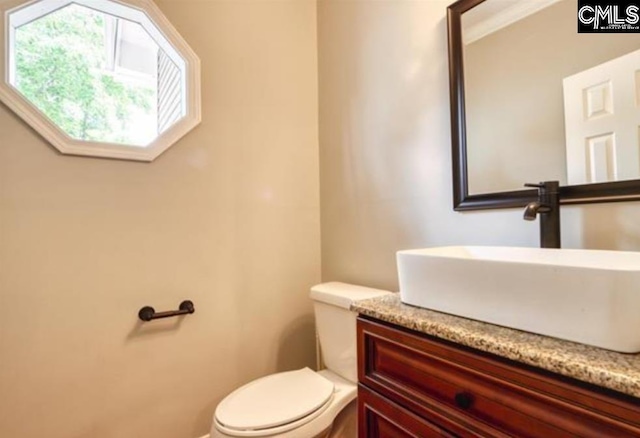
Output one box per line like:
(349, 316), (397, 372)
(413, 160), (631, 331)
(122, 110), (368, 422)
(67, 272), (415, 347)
(215, 367), (334, 431)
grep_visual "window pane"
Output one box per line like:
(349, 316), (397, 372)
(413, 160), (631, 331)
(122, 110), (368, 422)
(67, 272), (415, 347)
(13, 3), (171, 146)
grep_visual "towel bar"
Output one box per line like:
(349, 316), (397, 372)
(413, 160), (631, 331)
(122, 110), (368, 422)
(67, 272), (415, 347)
(138, 300), (195, 322)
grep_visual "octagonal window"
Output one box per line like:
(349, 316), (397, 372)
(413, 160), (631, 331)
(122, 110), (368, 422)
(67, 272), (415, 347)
(0, 0), (201, 161)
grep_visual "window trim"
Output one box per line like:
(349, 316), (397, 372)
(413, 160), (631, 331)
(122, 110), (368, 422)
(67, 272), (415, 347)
(0, 0), (201, 162)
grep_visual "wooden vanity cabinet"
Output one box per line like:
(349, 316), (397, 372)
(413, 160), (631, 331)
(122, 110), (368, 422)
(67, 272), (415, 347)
(357, 317), (640, 438)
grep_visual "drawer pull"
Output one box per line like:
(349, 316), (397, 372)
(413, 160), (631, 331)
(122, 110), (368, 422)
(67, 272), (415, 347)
(454, 391), (474, 410)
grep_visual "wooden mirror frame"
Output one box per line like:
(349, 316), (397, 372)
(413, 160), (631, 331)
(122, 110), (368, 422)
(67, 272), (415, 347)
(448, 0), (640, 211)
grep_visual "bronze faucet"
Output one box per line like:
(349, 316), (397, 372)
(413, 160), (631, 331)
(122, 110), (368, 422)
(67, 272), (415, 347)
(523, 181), (561, 248)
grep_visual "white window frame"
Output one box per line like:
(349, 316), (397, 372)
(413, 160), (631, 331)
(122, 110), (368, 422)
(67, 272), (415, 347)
(0, 0), (201, 161)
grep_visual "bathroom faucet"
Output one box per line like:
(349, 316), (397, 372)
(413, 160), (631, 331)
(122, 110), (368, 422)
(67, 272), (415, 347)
(523, 181), (561, 249)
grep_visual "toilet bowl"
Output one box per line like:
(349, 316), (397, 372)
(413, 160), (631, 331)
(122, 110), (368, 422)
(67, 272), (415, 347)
(212, 368), (355, 438)
(210, 282), (392, 438)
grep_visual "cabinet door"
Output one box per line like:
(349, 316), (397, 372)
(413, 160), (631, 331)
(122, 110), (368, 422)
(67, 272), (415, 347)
(358, 317), (640, 438)
(359, 384), (457, 438)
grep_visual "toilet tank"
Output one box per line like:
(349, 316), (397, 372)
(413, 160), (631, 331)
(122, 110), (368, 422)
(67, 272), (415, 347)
(310, 282), (392, 383)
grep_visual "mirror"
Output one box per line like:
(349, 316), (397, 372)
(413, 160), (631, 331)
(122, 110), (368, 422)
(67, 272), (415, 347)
(448, 0), (640, 210)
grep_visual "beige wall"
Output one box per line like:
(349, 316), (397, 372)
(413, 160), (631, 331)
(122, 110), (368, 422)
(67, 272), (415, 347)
(318, 0), (640, 292)
(0, 1), (319, 437)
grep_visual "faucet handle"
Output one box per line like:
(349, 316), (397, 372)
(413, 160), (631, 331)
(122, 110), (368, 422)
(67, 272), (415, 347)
(525, 181), (560, 193)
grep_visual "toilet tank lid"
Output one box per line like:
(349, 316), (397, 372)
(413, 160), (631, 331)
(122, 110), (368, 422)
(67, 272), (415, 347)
(310, 282), (393, 309)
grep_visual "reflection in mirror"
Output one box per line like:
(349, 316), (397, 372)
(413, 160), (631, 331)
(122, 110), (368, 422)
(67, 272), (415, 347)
(461, 0), (640, 195)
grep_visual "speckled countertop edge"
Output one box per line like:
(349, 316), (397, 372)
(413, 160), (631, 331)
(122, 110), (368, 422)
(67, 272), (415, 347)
(352, 293), (640, 398)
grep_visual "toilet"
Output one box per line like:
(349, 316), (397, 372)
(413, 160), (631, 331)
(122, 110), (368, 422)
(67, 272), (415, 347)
(210, 282), (391, 438)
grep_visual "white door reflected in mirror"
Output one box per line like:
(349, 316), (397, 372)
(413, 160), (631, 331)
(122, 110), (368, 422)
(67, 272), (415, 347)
(563, 49), (640, 185)
(0, 0), (201, 161)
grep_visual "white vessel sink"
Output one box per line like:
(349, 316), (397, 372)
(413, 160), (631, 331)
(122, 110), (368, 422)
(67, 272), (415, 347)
(397, 246), (640, 353)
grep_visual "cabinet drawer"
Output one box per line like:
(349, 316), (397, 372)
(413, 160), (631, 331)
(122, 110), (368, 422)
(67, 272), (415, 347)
(359, 383), (457, 438)
(358, 317), (640, 438)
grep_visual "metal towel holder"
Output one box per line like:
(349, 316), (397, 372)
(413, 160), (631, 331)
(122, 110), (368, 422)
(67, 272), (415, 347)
(138, 300), (195, 322)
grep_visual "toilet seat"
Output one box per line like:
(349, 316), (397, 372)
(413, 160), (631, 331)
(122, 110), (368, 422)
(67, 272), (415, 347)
(214, 368), (335, 437)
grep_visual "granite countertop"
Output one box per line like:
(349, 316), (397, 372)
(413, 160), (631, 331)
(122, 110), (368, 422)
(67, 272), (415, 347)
(352, 293), (640, 398)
